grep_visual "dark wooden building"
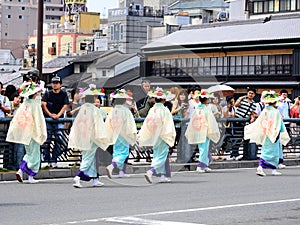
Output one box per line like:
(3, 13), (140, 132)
(140, 16), (300, 96)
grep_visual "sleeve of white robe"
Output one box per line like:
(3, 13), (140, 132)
(68, 103), (107, 151)
(138, 103), (176, 147)
(31, 101), (47, 145)
(104, 105), (137, 146)
(6, 100), (47, 145)
(185, 106), (220, 144)
(244, 106), (290, 146)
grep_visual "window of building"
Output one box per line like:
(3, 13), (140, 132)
(19, 15), (24, 19)
(6, 15), (11, 19)
(20, 6), (25, 10)
(110, 23), (124, 41)
(102, 70), (106, 77)
(150, 54), (292, 77)
(79, 64), (87, 73)
(280, 0), (291, 11)
(6, 6), (11, 10)
(18, 0), (24, 2)
(4, 33), (8, 36)
(250, 0), (300, 14)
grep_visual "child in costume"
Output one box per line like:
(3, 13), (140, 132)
(138, 87), (176, 183)
(6, 82), (47, 183)
(105, 89), (137, 178)
(68, 98), (108, 188)
(185, 90), (220, 173)
(244, 90), (290, 176)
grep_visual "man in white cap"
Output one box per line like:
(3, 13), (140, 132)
(138, 87), (176, 183)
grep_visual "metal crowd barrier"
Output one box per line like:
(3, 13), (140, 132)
(0, 117), (300, 169)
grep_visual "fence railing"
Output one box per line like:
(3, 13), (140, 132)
(0, 117), (300, 169)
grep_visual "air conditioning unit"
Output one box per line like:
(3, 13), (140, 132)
(48, 47), (56, 55)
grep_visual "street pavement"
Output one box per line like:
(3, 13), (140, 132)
(1, 166), (300, 225)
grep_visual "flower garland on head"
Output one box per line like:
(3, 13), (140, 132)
(261, 90), (280, 104)
(89, 84), (96, 90)
(21, 82), (40, 95)
(110, 89), (127, 98)
(194, 89), (214, 98)
(148, 87), (169, 99)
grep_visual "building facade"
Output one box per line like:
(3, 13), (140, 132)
(0, 0), (64, 58)
(108, 4), (164, 54)
(141, 17), (300, 96)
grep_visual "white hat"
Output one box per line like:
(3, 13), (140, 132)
(148, 87), (171, 99)
(261, 90), (280, 104)
(110, 89), (132, 99)
(20, 82), (42, 98)
(194, 89), (214, 98)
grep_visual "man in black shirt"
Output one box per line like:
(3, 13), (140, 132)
(41, 75), (69, 168)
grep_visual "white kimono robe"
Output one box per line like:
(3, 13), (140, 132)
(105, 104), (137, 146)
(138, 103), (176, 147)
(185, 104), (220, 145)
(6, 99), (47, 175)
(68, 103), (108, 151)
(6, 99), (47, 145)
(244, 106), (290, 146)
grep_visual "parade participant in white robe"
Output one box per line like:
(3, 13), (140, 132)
(6, 82), (47, 184)
(105, 89), (137, 178)
(244, 91), (290, 176)
(185, 90), (220, 173)
(138, 87), (176, 183)
(68, 102), (108, 188)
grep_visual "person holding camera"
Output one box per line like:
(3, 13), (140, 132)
(0, 82), (11, 119)
(221, 96), (238, 159)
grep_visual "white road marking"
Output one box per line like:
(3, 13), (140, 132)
(44, 198), (300, 225)
(103, 216), (203, 225)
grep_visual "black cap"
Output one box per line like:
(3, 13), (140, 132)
(51, 75), (61, 83)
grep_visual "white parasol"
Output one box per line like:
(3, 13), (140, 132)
(207, 84), (235, 97)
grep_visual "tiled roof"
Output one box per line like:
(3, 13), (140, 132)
(0, 72), (23, 87)
(70, 50), (120, 63)
(95, 52), (137, 69)
(62, 72), (91, 88)
(83, 67), (140, 89)
(142, 17), (300, 50)
(43, 56), (76, 68)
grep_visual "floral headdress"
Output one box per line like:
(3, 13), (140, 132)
(110, 89), (132, 99)
(194, 89), (214, 99)
(148, 87), (169, 99)
(20, 82), (42, 98)
(81, 84), (105, 97)
(261, 90), (280, 104)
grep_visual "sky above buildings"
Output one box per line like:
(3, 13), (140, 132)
(86, 0), (119, 17)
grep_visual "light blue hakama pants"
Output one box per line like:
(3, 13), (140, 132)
(20, 139), (40, 176)
(77, 142), (99, 181)
(197, 137), (210, 168)
(150, 138), (169, 175)
(260, 137), (280, 169)
(113, 136), (129, 170)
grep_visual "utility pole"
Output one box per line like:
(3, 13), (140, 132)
(37, 0), (44, 79)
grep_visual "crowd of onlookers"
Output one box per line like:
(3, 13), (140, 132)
(1, 73), (300, 171)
